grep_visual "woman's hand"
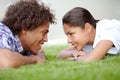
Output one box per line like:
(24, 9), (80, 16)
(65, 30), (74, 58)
(67, 51), (88, 60)
(73, 51), (87, 59)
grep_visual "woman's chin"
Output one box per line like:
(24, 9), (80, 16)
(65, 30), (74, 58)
(76, 47), (82, 51)
(76, 48), (80, 51)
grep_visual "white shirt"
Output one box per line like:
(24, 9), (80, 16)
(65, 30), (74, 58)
(93, 19), (120, 54)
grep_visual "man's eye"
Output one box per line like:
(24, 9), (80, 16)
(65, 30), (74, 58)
(43, 33), (46, 35)
(43, 32), (48, 36)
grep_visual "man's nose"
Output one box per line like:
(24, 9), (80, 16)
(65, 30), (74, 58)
(43, 35), (48, 42)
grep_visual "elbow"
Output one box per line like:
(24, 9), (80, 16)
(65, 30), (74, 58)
(0, 49), (21, 69)
(0, 61), (19, 69)
(57, 54), (63, 59)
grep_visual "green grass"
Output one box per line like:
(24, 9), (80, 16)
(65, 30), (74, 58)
(0, 45), (120, 80)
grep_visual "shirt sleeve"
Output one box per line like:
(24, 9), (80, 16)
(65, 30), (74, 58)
(0, 34), (13, 50)
(93, 19), (120, 54)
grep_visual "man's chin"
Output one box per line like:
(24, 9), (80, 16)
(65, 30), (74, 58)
(32, 50), (38, 55)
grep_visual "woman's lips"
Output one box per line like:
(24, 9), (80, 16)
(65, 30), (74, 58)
(72, 45), (77, 49)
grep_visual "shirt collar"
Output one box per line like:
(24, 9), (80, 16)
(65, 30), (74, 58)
(14, 35), (24, 53)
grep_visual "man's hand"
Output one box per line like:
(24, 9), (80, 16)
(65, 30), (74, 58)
(30, 55), (46, 63)
(35, 49), (46, 63)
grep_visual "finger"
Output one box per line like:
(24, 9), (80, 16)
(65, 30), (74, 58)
(73, 53), (78, 57)
(67, 57), (75, 60)
(77, 51), (87, 56)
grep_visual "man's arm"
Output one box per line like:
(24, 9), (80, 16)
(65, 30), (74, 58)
(0, 48), (44, 68)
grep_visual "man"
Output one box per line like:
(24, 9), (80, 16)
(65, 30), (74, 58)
(0, 0), (55, 68)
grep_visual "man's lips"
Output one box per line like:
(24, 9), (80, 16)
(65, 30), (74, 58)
(41, 43), (44, 45)
(40, 42), (45, 45)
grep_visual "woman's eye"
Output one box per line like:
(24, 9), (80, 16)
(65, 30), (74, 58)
(69, 33), (73, 35)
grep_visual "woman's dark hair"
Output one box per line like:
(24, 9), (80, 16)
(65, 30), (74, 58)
(62, 7), (98, 29)
(3, 0), (55, 35)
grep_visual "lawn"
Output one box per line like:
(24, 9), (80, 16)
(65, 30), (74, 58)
(0, 45), (120, 80)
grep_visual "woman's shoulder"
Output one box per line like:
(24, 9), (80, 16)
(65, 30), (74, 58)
(97, 19), (120, 29)
(98, 19), (120, 24)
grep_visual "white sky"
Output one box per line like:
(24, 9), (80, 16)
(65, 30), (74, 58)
(0, 0), (120, 45)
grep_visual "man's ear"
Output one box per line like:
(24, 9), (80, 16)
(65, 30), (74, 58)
(21, 28), (27, 34)
(84, 23), (92, 32)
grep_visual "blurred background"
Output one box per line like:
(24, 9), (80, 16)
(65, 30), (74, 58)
(0, 0), (120, 45)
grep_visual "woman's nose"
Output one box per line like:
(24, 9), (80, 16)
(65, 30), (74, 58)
(67, 37), (72, 44)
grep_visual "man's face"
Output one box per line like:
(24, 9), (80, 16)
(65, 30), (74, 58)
(20, 22), (50, 54)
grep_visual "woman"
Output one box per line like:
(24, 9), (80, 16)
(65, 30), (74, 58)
(57, 7), (120, 62)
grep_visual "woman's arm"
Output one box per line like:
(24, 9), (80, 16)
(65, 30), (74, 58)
(57, 46), (77, 59)
(57, 46), (87, 59)
(0, 48), (44, 68)
(77, 40), (113, 62)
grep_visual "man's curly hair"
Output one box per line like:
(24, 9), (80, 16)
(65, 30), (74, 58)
(3, 0), (55, 35)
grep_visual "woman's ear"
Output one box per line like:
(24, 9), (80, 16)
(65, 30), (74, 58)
(84, 23), (92, 32)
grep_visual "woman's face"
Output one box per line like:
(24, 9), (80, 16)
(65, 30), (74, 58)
(20, 22), (50, 54)
(63, 23), (90, 51)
